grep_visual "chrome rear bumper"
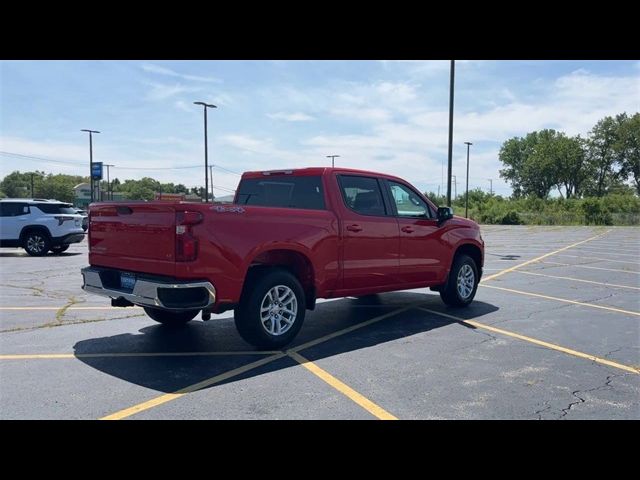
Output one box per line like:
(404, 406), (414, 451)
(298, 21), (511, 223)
(81, 267), (216, 310)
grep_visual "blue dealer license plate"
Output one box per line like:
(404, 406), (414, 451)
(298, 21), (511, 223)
(120, 273), (136, 290)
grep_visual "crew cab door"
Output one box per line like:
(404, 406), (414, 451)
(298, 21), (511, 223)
(384, 180), (448, 284)
(336, 174), (400, 291)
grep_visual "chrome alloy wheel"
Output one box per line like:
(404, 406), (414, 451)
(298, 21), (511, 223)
(27, 235), (46, 254)
(260, 285), (298, 336)
(456, 264), (475, 299)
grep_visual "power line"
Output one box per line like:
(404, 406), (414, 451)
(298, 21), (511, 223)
(0, 150), (242, 175)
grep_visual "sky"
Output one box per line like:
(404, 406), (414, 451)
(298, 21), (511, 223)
(1, 60), (638, 197)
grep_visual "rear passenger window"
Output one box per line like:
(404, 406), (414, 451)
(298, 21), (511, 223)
(338, 175), (387, 216)
(236, 176), (325, 210)
(0, 203), (29, 217)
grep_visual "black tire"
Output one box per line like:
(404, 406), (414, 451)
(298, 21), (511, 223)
(51, 245), (70, 255)
(234, 268), (306, 349)
(439, 254), (478, 307)
(22, 230), (51, 257)
(143, 307), (199, 327)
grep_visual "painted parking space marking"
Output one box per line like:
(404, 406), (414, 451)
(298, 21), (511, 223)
(554, 253), (640, 265)
(99, 303), (421, 420)
(481, 230), (611, 282)
(480, 284), (640, 317)
(0, 351), (279, 360)
(288, 351), (397, 420)
(417, 308), (640, 375)
(541, 261), (640, 275)
(514, 270), (640, 291)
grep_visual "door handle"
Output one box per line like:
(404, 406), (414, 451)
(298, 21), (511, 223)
(401, 226), (415, 233)
(346, 224), (363, 232)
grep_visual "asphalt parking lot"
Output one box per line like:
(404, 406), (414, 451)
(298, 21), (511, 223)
(1, 225), (638, 419)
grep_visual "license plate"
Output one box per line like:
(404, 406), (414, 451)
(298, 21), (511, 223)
(120, 273), (136, 290)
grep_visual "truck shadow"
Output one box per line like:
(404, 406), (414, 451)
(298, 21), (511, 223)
(73, 291), (499, 394)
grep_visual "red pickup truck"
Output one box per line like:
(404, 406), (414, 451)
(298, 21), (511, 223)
(82, 167), (484, 348)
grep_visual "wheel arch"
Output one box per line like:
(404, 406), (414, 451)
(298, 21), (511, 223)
(243, 248), (317, 310)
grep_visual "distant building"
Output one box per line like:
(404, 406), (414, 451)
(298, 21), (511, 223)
(73, 183), (126, 207)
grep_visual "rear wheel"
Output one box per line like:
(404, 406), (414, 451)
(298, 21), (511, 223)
(234, 268), (306, 349)
(143, 307), (199, 326)
(22, 230), (51, 256)
(440, 254), (478, 307)
(51, 245), (70, 255)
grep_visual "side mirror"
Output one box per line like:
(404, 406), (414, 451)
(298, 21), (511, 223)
(437, 206), (453, 225)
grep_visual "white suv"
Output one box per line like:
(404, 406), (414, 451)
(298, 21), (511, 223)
(0, 199), (86, 256)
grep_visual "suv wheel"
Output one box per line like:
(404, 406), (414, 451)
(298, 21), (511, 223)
(234, 268), (306, 349)
(23, 230), (51, 256)
(439, 254), (478, 307)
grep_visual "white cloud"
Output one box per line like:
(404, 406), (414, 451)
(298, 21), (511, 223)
(267, 112), (314, 122)
(141, 63), (222, 83)
(329, 107), (391, 122)
(145, 82), (201, 101)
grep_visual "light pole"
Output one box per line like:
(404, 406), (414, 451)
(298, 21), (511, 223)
(452, 175), (458, 200)
(464, 142), (472, 218)
(327, 155), (340, 167)
(488, 178), (493, 195)
(103, 164), (114, 200)
(446, 60), (455, 206)
(30, 172), (44, 198)
(194, 101), (217, 203)
(81, 129), (100, 203)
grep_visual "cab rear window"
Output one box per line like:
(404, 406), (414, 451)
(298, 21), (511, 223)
(236, 176), (325, 210)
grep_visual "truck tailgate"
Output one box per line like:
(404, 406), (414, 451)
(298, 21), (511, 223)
(89, 203), (176, 276)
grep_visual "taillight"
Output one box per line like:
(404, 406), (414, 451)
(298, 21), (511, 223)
(54, 215), (74, 226)
(175, 211), (203, 262)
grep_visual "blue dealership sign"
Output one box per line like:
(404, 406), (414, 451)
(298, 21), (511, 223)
(92, 162), (103, 180)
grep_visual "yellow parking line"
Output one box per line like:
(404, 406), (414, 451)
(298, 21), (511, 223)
(418, 308), (639, 375)
(480, 284), (640, 317)
(555, 254), (640, 265)
(288, 351), (397, 420)
(101, 353), (287, 420)
(0, 351), (280, 360)
(100, 303), (419, 420)
(481, 229), (611, 282)
(542, 261), (640, 275)
(515, 270), (640, 291)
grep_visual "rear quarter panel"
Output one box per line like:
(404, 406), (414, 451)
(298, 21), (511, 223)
(175, 205), (340, 304)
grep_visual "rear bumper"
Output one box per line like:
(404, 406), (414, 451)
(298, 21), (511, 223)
(53, 233), (85, 246)
(81, 266), (216, 310)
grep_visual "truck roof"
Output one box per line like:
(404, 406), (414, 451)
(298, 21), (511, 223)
(241, 167), (409, 183)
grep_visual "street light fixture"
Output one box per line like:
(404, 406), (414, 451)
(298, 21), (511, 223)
(446, 60), (455, 206)
(81, 129), (100, 203)
(194, 101), (217, 203)
(464, 141), (473, 218)
(326, 155), (340, 168)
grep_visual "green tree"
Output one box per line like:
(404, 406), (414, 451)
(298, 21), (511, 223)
(0, 171), (31, 197)
(585, 114), (625, 197)
(617, 112), (640, 194)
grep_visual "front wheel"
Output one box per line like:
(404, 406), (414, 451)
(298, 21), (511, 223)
(439, 254), (478, 307)
(234, 269), (306, 349)
(143, 307), (199, 327)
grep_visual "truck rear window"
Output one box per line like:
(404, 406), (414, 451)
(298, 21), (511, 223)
(236, 176), (325, 210)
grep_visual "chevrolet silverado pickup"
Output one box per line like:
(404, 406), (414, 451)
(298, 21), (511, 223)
(82, 167), (484, 348)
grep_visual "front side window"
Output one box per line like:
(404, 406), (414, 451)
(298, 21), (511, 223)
(0, 203), (29, 217)
(236, 176), (325, 210)
(338, 175), (387, 216)
(388, 181), (430, 218)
